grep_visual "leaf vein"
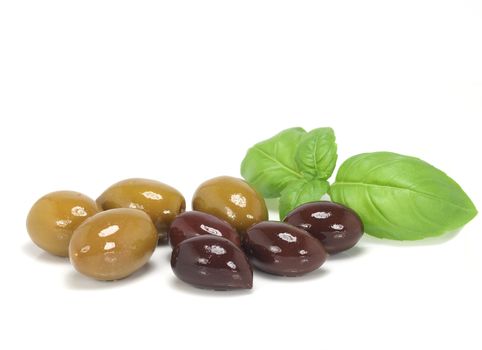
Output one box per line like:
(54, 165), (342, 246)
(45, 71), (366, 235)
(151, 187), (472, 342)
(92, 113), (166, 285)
(332, 182), (474, 212)
(253, 147), (302, 179)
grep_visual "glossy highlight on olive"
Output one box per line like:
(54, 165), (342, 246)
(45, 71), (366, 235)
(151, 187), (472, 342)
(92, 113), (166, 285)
(26, 191), (99, 257)
(171, 235), (253, 290)
(284, 201), (364, 254)
(69, 208), (158, 281)
(168, 211), (241, 248)
(97, 178), (185, 236)
(244, 221), (327, 277)
(192, 176), (268, 235)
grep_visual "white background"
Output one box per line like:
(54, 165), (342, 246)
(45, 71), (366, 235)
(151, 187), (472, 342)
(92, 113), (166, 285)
(1, 1), (481, 349)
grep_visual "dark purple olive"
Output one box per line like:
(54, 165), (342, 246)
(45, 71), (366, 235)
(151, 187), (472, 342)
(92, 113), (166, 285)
(168, 211), (241, 248)
(244, 221), (326, 277)
(284, 201), (364, 254)
(171, 235), (253, 290)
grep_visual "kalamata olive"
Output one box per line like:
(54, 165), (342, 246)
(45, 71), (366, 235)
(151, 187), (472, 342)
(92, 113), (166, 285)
(69, 208), (158, 281)
(26, 191), (99, 257)
(96, 178), (185, 237)
(244, 221), (327, 277)
(171, 235), (253, 290)
(168, 211), (241, 248)
(192, 176), (268, 235)
(284, 201), (364, 254)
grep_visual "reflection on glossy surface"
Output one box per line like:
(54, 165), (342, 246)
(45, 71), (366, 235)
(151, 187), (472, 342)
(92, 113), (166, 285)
(71, 206), (88, 217)
(171, 235), (253, 290)
(200, 224), (222, 236)
(278, 232), (297, 242)
(244, 221), (327, 277)
(313, 211), (331, 219)
(204, 244), (226, 255)
(230, 193), (247, 208)
(55, 219), (72, 228)
(69, 208), (158, 281)
(27, 191), (99, 257)
(284, 201), (364, 254)
(96, 178), (185, 235)
(142, 191), (163, 200)
(192, 176), (268, 235)
(168, 211), (241, 248)
(104, 241), (116, 250)
(98, 225), (119, 237)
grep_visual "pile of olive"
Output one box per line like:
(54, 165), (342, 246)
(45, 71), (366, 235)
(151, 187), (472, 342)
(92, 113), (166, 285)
(27, 178), (186, 280)
(26, 176), (364, 290)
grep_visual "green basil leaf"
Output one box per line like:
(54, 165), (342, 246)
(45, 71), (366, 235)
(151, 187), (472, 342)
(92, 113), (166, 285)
(295, 127), (337, 179)
(241, 127), (306, 198)
(279, 179), (329, 220)
(329, 152), (477, 240)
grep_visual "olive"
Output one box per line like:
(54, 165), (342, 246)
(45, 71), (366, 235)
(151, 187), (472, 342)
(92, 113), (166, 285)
(96, 178), (185, 238)
(192, 176), (268, 235)
(284, 201), (364, 254)
(168, 211), (241, 248)
(171, 235), (253, 290)
(69, 208), (158, 281)
(26, 191), (99, 257)
(244, 221), (327, 277)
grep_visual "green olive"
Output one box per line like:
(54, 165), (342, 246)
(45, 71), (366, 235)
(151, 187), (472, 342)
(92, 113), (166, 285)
(69, 208), (158, 281)
(26, 191), (99, 257)
(96, 178), (185, 237)
(192, 176), (268, 235)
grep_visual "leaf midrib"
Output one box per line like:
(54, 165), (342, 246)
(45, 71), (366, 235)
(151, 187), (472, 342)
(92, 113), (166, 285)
(253, 147), (303, 179)
(331, 181), (474, 212)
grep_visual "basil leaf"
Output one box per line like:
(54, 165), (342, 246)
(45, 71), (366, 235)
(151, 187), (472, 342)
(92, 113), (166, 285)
(295, 127), (337, 179)
(241, 127), (306, 198)
(329, 152), (477, 240)
(279, 179), (329, 220)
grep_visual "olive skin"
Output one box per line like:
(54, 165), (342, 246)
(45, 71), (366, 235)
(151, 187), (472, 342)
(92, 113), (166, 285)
(171, 236), (253, 290)
(192, 176), (268, 235)
(169, 211), (241, 248)
(284, 201), (364, 254)
(96, 178), (185, 236)
(26, 191), (99, 257)
(69, 208), (158, 281)
(244, 221), (327, 277)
